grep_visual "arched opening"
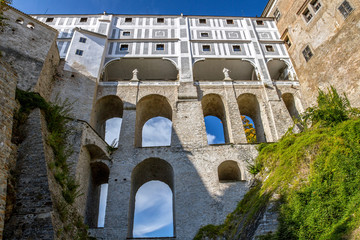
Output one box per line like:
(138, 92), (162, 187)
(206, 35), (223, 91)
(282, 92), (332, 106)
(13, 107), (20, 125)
(142, 117), (172, 147)
(267, 59), (290, 80)
(102, 58), (178, 81)
(135, 95), (172, 147)
(26, 22), (34, 29)
(85, 161), (110, 228)
(129, 158), (175, 238)
(93, 95), (123, 140)
(133, 181), (173, 237)
(218, 160), (241, 182)
(193, 59), (258, 81)
(16, 18), (24, 24)
(105, 117), (122, 147)
(237, 94), (266, 143)
(282, 93), (300, 121)
(201, 94), (229, 144)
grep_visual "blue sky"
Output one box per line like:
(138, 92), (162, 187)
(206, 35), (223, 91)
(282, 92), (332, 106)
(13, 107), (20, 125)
(12, 0), (269, 17)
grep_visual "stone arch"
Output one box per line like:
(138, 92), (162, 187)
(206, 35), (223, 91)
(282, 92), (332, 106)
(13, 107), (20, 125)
(128, 158), (175, 238)
(282, 93), (301, 120)
(201, 94), (230, 143)
(92, 95), (123, 139)
(193, 58), (258, 81)
(218, 160), (241, 182)
(135, 94), (172, 147)
(85, 161), (110, 228)
(267, 59), (291, 80)
(237, 93), (266, 143)
(102, 58), (178, 81)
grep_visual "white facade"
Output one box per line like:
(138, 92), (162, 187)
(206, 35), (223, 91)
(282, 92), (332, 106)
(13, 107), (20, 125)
(33, 14), (298, 84)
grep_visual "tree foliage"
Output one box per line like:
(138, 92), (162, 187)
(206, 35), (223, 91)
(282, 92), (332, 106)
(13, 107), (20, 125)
(241, 115), (257, 143)
(302, 86), (360, 127)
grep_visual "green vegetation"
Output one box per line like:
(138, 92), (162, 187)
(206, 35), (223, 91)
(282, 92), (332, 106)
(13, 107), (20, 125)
(195, 87), (360, 240)
(15, 89), (91, 239)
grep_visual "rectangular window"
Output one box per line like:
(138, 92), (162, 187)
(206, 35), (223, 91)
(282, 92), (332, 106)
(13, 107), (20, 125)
(311, 0), (322, 12)
(338, 1), (353, 18)
(199, 19), (207, 24)
(157, 18), (165, 23)
(302, 8), (313, 22)
(274, 8), (281, 22)
(125, 18), (132, 23)
(80, 17), (88, 23)
(256, 20), (264, 25)
(156, 44), (165, 50)
(232, 45), (241, 52)
(284, 36), (292, 48)
(202, 45), (211, 51)
(123, 31), (131, 36)
(120, 44), (129, 51)
(79, 37), (87, 43)
(265, 45), (275, 52)
(46, 17), (54, 23)
(75, 49), (83, 56)
(201, 32), (209, 37)
(226, 19), (234, 24)
(302, 45), (313, 62)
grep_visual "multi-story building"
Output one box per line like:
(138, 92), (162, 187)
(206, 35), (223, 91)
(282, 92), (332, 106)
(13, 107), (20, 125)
(2, 7), (303, 239)
(262, 0), (360, 108)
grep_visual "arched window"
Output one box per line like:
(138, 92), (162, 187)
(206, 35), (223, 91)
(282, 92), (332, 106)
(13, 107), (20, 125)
(201, 94), (229, 144)
(16, 18), (24, 24)
(218, 160), (241, 182)
(142, 117), (172, 147)
(135, 95), (172, 147)
(26, 22), (35, 29)
(282, 93), (301, 120)
(133, 181), (173, 237)
(237, 93), (266, 143)
(129, 158), (175, 238)
(92, 95), (123, 141)
(85, 161), (110, 228)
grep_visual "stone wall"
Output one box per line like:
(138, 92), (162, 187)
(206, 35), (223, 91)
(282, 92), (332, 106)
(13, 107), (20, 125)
(88, 82), (298, 239)
(4, 109), (55, 239)
(0, 6), (59, 100)
(0, 60), (17, 240)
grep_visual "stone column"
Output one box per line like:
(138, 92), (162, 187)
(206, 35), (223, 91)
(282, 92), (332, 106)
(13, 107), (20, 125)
(224, 86), (248, 143)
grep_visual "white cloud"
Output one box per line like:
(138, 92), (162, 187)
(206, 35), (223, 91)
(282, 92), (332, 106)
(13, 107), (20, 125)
(105, 118), (122, 147)
(142, 117), (172, 147)
(133, 181), (173, 237)
(207, 133), (216, 144)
